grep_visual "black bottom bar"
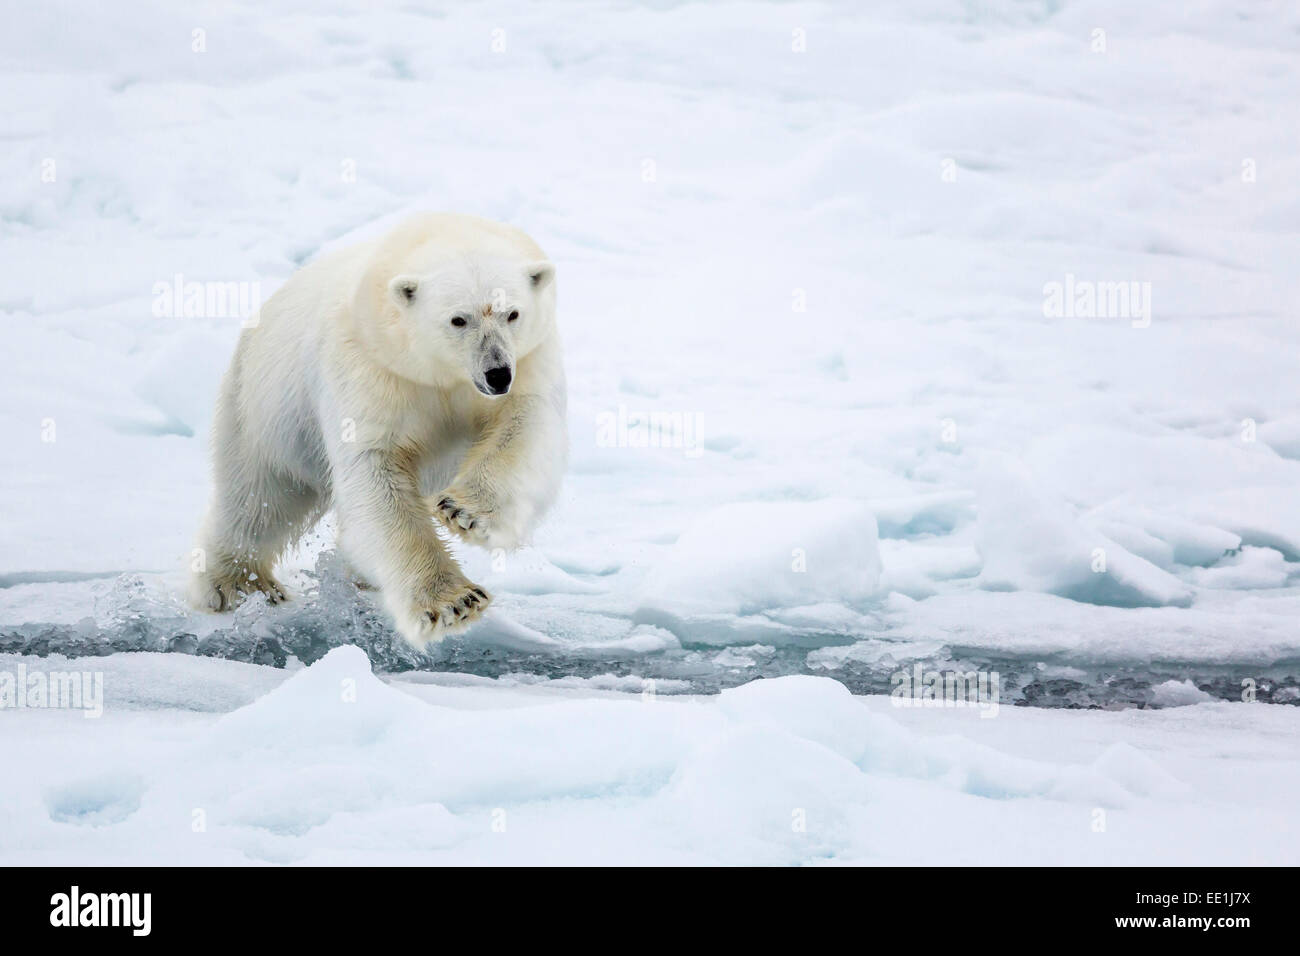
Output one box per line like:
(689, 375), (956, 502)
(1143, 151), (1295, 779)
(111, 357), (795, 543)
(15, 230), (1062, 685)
(3, 866), (1288, 943)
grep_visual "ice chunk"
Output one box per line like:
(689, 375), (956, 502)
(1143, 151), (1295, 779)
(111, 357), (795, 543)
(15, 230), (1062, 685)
(1258, 418), (1300, 461)
(458, 545), (605, 596)
(878, 540), (981, 598)
(975, 457), (1193, 608)
(1089, 505), (1240, 568)
(1151, 679), (1216, 707)
(638, 499), (883, 619)
(1188, 488), (1300, 560)
(1189, 547), (1292, 590)
(1125, 511), (1241, 568)
(884, 589), (1300, 664)
(1090, 519), (1176, 569)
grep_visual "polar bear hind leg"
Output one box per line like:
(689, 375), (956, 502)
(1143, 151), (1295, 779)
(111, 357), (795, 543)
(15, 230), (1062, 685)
(190, 391), (323, 612)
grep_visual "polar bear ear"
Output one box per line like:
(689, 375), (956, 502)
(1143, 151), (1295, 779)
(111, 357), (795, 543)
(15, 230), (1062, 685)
(527, 261), (555, 291)
(389, 275), (421, 306)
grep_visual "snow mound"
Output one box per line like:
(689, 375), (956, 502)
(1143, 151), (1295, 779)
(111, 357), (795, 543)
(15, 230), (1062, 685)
(187, 655), (1192, 862)
(206, 646), (428, 754)
(19, 648), (1300, 865)
(871, 491), (976, 539)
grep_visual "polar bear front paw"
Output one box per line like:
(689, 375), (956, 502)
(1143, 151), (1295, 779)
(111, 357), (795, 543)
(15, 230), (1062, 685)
(194, 568), (287, 612)
(398, 578), (492, 646)
(432, 489), (496, 546)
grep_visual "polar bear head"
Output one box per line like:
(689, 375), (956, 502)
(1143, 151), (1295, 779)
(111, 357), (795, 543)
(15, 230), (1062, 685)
(354, 216), (558, 396)
(384, 255), (555, 397)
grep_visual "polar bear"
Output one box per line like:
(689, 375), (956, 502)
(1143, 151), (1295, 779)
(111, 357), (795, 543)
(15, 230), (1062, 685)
(190, 213), (567, 646)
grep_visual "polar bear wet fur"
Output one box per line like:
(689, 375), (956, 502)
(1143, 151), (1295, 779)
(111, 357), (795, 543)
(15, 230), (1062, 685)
(190, 213), (567, 646)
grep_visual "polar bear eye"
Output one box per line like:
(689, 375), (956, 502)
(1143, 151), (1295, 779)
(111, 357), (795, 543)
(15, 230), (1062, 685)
(507, 311), (519, 322)
(450, 315), (468, 328)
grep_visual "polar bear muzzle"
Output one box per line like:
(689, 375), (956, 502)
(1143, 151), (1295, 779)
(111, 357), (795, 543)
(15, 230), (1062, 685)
(483, 365), (513, 396)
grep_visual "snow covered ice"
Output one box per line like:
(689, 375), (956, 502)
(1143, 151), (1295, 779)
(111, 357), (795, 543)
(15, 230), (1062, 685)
(2, 0), (1299, 864)
(4, 646), (1298, 865)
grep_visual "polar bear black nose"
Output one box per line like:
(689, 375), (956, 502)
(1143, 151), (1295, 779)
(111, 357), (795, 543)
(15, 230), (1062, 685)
(484, 366), (512, 395)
